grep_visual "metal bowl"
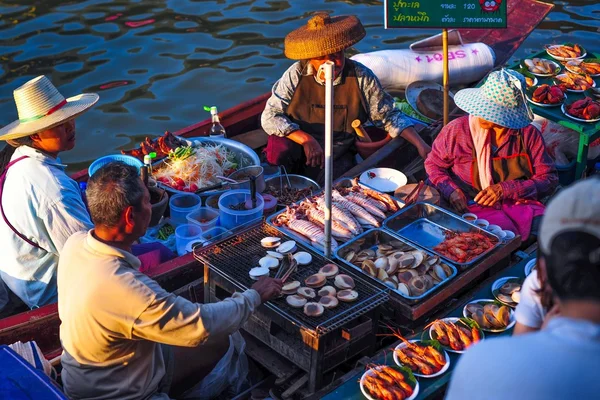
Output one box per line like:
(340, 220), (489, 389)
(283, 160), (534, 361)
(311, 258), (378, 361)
(155, 136), (260, 196)
(228, 166), (266, 193)
(264, 174), (320, 192)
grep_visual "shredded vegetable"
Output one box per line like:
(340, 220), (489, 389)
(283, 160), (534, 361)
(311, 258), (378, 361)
(154, 143), (243, 192)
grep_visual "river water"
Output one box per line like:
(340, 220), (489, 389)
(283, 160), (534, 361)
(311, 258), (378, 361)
(0, 0), (598, 171)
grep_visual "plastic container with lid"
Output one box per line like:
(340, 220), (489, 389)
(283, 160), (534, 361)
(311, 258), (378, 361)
(218, 190), (264, 230)
(175, 224), (203, 255)
(186, 207), (219, 231)
(169, 193), (201, 226)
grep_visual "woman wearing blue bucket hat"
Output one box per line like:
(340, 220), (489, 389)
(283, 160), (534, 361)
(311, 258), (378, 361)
(425, 69), (558, 241)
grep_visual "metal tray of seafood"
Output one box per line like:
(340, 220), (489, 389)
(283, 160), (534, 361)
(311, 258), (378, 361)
(383, 202), (501, 268)
(266, 179), (405, 256)
(335, 229), (457, 304)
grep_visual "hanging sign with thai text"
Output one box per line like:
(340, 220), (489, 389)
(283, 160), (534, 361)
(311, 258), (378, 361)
(385, 1), (507, 29)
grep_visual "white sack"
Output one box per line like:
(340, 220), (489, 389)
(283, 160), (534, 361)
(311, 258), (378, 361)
(351, 43), (496, 93)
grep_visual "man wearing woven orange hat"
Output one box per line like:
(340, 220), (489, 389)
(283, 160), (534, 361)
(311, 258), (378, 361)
(0, 75), (98, 310)
(261, 13), (431, 182)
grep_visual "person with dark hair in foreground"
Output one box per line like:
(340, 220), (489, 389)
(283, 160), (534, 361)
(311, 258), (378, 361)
(446, 177), (600, 400)
(57, 162), (282, 400)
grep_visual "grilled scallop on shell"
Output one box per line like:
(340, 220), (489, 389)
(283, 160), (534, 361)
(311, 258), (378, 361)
(319, 263), (339, 278)
(286, 295), (307, 308)
(334, 274), (355, 289)
(319, 295), (339, 309)
(261, 237), (281, 248)
(305, 273), (327, 288)
(304, 302), (325, 317)
(282, 280), (301, 295)
(337, 289), (359, 302)
(318, 285), (337, 297)
(297, 287), (317, 299)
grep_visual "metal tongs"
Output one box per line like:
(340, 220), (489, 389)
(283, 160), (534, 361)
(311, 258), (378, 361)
(403, 180), (426, 207)
(274, 253), (297, 283)
(276, 165), (292, 197)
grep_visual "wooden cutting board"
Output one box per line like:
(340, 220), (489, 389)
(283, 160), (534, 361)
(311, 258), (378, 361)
(394, 184), (440, 205)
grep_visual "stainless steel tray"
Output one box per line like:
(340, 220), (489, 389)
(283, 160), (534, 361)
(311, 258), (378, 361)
(335, 228), (457, 303)
(266, 178), (405, 256)
(383, 202), (501, 267)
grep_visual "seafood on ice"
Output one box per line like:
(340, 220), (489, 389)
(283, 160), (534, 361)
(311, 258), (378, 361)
(433, 231), (497, 263)
(362, 365), (415, 400)
(428, 319), (482, 352)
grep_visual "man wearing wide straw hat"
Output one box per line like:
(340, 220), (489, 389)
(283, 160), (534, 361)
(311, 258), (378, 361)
(425, 69), (558, 241)
(261, 13), (431, 183)
(0, 75), (98, 309)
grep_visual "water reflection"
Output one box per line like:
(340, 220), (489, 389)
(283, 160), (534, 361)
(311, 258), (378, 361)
(0, 0), (597, 171)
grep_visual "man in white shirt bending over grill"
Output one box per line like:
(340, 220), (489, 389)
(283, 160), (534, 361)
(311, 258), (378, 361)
(58, 161), (282, 400)
(446, 177), (600, 400)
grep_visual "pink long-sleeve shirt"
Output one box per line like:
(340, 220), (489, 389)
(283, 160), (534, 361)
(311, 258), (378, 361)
(425, 116), (558, 201)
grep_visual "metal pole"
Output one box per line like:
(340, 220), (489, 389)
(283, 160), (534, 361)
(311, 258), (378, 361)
(442, 28), (449, 126)
(323, 61), (334, 258)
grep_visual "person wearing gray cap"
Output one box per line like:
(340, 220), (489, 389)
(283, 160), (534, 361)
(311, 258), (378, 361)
(446, 177), (600, 400)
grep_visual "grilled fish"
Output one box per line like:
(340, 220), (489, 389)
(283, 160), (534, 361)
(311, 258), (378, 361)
(286, 218), (338, 251)
(343, 192), (387, 220)
(316, 197), (363, 235)
(305, 206), (353, 240)
(332, 191), (380, 227)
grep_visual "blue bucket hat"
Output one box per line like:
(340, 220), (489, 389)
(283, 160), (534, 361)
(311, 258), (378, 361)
(453, 69), (534, 129)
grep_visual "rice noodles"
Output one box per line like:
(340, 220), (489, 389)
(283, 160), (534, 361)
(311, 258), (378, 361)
(154, 143), (242, 191)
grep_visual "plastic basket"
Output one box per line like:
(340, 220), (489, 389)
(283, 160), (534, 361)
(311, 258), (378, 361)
(88, 155), (144, 176)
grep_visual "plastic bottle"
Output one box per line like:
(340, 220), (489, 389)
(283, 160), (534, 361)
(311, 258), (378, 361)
(204, 106), (226, 138)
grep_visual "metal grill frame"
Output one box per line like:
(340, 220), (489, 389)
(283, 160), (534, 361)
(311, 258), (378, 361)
(194, 223), (389, 336)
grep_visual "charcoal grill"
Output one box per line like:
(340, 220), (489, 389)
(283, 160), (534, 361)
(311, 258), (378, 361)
(194, 223), (389, 393)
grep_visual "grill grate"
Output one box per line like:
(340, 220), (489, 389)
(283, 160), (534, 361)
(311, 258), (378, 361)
(195, 223), (389, 335)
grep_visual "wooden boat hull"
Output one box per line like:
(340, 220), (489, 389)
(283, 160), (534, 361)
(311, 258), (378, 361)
(0, 0), (554, 359)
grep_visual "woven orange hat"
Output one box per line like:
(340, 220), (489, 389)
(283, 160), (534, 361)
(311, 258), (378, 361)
(284, 13), (366, 60)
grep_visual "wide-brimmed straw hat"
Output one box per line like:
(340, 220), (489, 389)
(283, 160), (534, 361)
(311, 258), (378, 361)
(0, 75), (99, 141)
(453, 69), (533, 129)
(284, 13), (366, 60)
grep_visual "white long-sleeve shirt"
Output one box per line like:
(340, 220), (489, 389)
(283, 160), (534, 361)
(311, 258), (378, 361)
(0, 145), (92, 308)
(58, 230), (261, 400)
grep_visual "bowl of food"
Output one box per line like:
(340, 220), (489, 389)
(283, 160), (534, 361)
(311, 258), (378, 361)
(491, 276), (522, 307)
(463, 299), (516, 333)
(427, 317), (484, 354)
(562, 97), (600, 122)
(263, 174), (320, 207)
(565, 59), (600, 77)
(527, 84), (566, 107)
(546, 43), (586, 61)
(522, 58), (561, 77)
(360, 365), (419, 400)
(554, 72), (596, 92)
(393, 339), (450, 378)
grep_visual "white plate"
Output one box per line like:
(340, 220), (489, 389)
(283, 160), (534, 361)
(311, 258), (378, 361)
(554, 74), (596, 93)
(491, 276), (521, 307)
(428, 317), (485, 354)
(525, 76), (538, 88)
(562, 103), (600, 123)
(393, 340), (450, 378)
(526, 92), (567, 108)
(565, 60), (600, 77)
(525, 258), (537, 276)
(521, 59), (561, 77)
(463, 299), (517, 333)
(360, 168), (408, 193)
(360, 366), (419, 400)
(546, 45), (587, 61)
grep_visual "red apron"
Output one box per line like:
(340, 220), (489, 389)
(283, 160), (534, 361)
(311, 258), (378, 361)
(467, 131), (545, 240)
(0, 156), (45, 250)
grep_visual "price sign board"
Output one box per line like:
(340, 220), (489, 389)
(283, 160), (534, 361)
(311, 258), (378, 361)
(385, 1), (507, 29)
